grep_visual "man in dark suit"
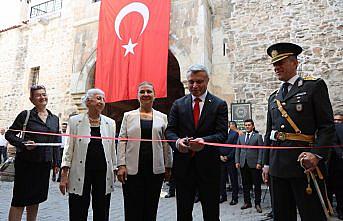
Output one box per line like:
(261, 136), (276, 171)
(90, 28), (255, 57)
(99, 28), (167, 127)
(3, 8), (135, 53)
(328, 113), (343, 220)
(235, 119), (264, 213)
(219, 121), (239, 205)
(166, 64), (228, 221)
(262, 43), (336, 220)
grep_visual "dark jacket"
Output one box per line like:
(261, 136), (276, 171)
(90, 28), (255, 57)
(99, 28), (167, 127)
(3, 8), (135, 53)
(333, 123), (343, 159)
(264, 77), (335, 178)
(5, 108), (60, 166)
(219, 130), (239, 164)
(166, 92), (228, 171)
(235, 131), (264, 168)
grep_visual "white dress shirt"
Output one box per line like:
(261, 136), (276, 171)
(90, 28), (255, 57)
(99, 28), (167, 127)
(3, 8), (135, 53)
(245, 132), (251, 143)
(280, 74), (299, 92)
(191, 90), (208, 119)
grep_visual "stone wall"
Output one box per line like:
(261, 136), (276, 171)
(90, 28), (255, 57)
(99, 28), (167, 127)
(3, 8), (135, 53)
(210, 0), (343, 132)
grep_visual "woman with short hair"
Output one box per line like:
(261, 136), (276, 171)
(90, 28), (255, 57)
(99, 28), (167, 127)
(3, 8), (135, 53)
(5, 85), (60, 221)
(59, 88), (117, 221)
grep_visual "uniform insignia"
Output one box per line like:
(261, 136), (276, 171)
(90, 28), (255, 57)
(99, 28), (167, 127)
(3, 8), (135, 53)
(298, 79), (303, 87)
(271, 50), (278, 57)
(295, 92), (307, 96)
(296, 103), (303, 112)
(303, 76), (317, 81)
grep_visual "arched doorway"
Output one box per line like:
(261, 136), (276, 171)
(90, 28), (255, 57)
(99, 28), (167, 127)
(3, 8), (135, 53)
(97, 50), (185, 131)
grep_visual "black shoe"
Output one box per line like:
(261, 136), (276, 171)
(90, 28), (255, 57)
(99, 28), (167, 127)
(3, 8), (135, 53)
(255, 204), (262, 213)
(51, 177), (56, 182)
(266, 211), (273, 218)
(219, 196), (227, 203)
(229, 200), (238, 205)
(241, 203), (252, 210)
(194, 195), (200, 203)
(165, 193), (175, 198)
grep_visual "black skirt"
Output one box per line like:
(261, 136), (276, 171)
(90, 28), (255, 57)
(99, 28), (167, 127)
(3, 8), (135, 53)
(11, 157), (51, 207)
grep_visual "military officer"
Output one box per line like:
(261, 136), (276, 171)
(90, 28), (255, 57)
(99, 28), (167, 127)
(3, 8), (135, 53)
(262, 42), (336, 221)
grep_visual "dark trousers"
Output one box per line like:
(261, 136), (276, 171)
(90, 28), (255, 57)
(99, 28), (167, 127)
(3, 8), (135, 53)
(175, 157), (220, 221)
(220, 161), (238, 201)
(68, 169), (111, 221)
(122, 172), (164, 221)
(168, 168), (176, 195)
(240, 164), (262, 205)
(328, 153), (343, 213)
(0, 146), (7, 163)
(270, 175), (327, 221)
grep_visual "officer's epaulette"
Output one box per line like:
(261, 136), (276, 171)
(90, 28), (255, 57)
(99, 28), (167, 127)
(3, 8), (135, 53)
(303, 76), (317, 81)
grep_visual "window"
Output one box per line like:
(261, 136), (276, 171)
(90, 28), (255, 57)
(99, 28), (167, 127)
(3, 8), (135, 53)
(29, 66), (40, 87)
(30, 0), (62, 18)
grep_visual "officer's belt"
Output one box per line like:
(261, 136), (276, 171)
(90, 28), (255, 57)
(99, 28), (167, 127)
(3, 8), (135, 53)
(275, 99), (315, 143)
(275, 131), (315, 143)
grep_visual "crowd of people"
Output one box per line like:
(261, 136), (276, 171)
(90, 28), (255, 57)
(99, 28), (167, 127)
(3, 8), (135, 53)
(0, 42), (342, 221)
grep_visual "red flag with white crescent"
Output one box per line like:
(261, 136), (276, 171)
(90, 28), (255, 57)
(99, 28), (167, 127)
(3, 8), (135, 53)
(95, 0), (170, 103)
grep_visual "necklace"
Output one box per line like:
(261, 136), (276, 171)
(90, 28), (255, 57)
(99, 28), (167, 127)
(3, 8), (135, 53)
(89, 116), (101, 126)
(140, 112), (152, 120)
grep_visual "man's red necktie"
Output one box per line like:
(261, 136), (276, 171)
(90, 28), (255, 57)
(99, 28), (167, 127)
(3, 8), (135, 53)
(191, 98), (201, 157)
(193, 98), (201, 128)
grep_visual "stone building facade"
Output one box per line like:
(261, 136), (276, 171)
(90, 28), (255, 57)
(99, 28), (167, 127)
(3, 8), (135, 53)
(0, 0), (342, 132)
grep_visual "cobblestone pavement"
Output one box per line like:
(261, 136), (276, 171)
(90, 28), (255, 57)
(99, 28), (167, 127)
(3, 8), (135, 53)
(0, 178), (338, 221)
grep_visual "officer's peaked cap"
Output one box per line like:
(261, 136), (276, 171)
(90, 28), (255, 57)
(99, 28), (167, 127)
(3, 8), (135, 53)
(267, 42), (302, 64)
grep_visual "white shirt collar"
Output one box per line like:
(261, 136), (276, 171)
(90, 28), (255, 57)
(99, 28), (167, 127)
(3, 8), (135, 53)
(191, 90), (208, 102)
(281, 74), (299, 86)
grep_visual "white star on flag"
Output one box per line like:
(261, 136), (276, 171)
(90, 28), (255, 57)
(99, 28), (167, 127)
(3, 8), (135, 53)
(122, 38), (138, 56)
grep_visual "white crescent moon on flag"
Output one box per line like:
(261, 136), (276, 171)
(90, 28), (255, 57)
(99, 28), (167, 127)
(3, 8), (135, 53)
(114, 2), (150, 41)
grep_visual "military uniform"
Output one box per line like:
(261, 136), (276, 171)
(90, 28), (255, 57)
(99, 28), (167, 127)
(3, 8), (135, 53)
(264, 43), (336, 221)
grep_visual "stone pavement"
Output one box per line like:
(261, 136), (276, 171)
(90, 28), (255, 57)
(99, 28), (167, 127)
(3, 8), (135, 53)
(0, 179), (338, 221)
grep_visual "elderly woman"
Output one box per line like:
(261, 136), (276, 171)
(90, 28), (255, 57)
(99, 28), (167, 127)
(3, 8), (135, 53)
(5, 85), (60, 221)
(59, 88), (117, 221)
(117, 81), (172, 221)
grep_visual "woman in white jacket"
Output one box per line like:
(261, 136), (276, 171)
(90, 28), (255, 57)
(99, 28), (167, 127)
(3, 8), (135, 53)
(117, 81), (172, 221)
(59, 88), (116, 221)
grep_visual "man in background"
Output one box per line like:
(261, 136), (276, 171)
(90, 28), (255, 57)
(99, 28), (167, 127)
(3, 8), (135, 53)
(328, 112), (343, 219)
(56, 122), (68, 182)
(0, 128), (8, 164)
(235, 119), (264, 213)
(219, 121), (239, 205)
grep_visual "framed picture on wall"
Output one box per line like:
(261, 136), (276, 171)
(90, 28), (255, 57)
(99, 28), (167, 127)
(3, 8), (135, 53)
(231, 103), (252, 130)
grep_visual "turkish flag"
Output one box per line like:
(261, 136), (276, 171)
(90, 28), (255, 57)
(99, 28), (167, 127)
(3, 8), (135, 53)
(95, 0), (170, 103)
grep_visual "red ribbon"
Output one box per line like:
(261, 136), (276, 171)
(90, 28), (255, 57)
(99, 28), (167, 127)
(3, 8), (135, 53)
(8, 129), (342, 150)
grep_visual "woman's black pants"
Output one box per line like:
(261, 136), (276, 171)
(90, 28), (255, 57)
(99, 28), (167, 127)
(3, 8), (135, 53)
(69, 169), (111, 221)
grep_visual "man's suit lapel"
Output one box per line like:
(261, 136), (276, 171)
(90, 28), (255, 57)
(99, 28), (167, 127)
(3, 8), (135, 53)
(197, 93), (213, 129)
(246, 132), (255, 145)
(185, 94), (195, 129)
(275, 88), (283, 101)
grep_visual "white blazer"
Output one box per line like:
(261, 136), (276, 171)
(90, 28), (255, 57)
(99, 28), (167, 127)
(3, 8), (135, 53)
(117, 109), (172, 175)
(61, 113), (117, 196)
